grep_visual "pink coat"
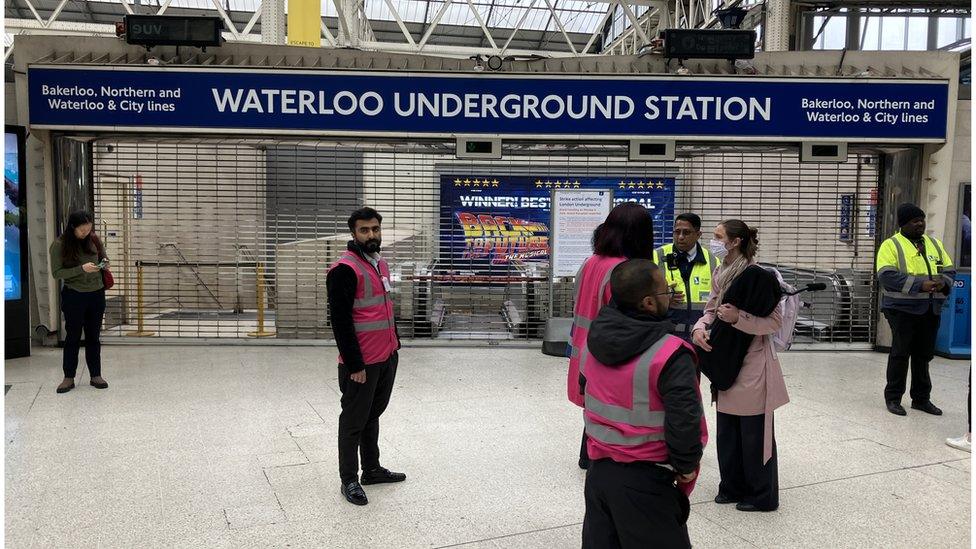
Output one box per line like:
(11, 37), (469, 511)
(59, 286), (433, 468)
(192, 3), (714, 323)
(693, 266), (789, 464)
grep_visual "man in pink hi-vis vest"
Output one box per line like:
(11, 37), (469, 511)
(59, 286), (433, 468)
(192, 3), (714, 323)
(327, 207), (404, 506)
(582, 259), (707, 549)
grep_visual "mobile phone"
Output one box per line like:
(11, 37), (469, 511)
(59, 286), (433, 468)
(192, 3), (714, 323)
(97, 260), (107, 269)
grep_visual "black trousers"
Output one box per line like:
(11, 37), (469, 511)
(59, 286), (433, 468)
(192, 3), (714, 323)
(716, 412), (778, 511)
(338, 352), (398, 484)
(583, 459), (691, 549)
(61, 287), (106, 379)
(883, 310), (941, 404)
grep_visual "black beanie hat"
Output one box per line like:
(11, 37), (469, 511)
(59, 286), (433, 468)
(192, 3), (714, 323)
(897, 203), (925, 227)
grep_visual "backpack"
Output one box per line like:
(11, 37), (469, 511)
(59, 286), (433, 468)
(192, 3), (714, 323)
(765, 267), (801, 352)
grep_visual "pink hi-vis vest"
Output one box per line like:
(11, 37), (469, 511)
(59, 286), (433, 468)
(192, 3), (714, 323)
(329, 251), (399, 366)
(568, 255), (626, 406)
(583, 335), (708, 469)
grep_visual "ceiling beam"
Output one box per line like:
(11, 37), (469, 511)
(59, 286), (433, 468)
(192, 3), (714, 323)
(478, 0), (497, 49)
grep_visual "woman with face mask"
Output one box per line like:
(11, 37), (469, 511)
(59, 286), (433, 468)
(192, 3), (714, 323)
(49, 211), (111, 394)
(691, 220), (789, 512)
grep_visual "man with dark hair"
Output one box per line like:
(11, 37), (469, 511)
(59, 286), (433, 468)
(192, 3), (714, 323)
(581, 258), (707, 549)
(327, 206), (405, 505)
(876, 203), (956, 417)
(653, 213), (718, 341)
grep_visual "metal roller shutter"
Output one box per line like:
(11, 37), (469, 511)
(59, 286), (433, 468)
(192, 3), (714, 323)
(91, 137), (880, 347)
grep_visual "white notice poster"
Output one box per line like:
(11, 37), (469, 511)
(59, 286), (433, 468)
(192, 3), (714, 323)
(551, 189), (614, 278)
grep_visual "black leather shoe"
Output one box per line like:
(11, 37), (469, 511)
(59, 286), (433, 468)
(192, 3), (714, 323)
(360, 467), (406, 485)
(886, 401), (907, 416)
(579, 457), (590, 470)
(341, 481), (368, 506)
(714, 493), (740, 504)
(911, 401), (943, 416)
(736, 503), (776, 512)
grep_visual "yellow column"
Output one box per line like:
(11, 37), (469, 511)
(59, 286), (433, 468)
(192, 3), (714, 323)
(126, 265), (155, 337)
(248, 262), (276, 338)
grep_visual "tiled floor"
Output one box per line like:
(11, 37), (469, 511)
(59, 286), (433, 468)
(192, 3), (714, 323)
(5, 345), (971, 548)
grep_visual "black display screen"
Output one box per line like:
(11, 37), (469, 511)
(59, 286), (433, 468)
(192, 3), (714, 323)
(125, 15), (223, 47)
(465, 141), (494, 154)
(664, 29), (756, 60)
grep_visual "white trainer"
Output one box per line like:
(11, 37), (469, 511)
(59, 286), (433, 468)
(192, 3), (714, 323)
(945, 433), (971, 453)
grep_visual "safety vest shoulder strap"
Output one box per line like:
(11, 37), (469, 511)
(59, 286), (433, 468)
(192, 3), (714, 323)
(574, 258), (619, 330)
(876, 237), (900, 274)
(926, 235), (952, 267)
(338, 252), (388, 308)
(885, 234), (911, 273)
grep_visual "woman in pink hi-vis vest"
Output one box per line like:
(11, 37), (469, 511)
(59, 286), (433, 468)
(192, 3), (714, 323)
(570, 202), (656, 470)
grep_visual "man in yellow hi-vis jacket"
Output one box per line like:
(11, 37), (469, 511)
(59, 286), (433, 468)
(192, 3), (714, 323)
(876, 203), (956, 417)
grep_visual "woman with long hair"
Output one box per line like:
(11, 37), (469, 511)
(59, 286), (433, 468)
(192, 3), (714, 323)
(569, 202), (655, 469)
(692, 219), (788, 512)
(49, 211), (110, 394)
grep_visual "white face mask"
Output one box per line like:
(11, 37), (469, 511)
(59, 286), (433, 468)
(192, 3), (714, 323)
(709, 238), (729, 260)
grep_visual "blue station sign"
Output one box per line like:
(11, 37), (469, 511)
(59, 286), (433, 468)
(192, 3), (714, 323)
(27, 66), (950, 142)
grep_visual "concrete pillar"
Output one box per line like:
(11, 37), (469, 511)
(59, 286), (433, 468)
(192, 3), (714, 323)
(262, 0), (286, 45)
(765, 0), (791, 51)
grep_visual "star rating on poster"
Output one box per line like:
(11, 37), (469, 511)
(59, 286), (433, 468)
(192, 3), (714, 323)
(534, 179), (582, 189)
(617, 179), (668, 190)
(455, 178), (501, 187)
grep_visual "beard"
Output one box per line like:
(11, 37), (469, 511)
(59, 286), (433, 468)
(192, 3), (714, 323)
(363, 239), (381, 253)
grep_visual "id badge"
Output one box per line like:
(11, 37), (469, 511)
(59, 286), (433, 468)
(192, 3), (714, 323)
(382, 276), (392, 292)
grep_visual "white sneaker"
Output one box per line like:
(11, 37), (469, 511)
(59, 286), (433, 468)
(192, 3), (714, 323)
(945, 434), (971, 453)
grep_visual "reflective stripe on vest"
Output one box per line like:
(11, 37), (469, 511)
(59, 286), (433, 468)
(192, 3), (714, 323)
(577, 342), (589, 376)
(882, 234), (950, 300)
(585, 337), (669, 429)
(585, 422), (666, 445)
(354, 319), (395, 333)
(339, 253), (395, 333)
(708, 252), (718, 273)
(349, 265), (388, 308)
(653, 243), (714, 305)
(574, 267), (615, 330)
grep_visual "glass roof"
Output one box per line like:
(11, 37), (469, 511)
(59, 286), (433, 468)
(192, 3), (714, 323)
(75, 0), (614, 33)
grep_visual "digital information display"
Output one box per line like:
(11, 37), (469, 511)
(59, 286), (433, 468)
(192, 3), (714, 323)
(5, 131), (22, 301)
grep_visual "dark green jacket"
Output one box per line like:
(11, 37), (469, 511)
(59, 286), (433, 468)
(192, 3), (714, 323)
(49, 240), (105, 292)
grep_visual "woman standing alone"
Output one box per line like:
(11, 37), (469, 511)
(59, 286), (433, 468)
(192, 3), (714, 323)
(49, 211), (110, 394)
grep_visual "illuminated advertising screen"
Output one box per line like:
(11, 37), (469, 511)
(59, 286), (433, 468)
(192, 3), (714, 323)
(5, 131), (22, 301)
(439, 175), (675, 268)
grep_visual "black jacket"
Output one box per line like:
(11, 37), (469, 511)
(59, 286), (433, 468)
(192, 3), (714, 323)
(586, 304), (704, 474)
(697, 265), (781, 392)
(325, 241), (401, 373)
